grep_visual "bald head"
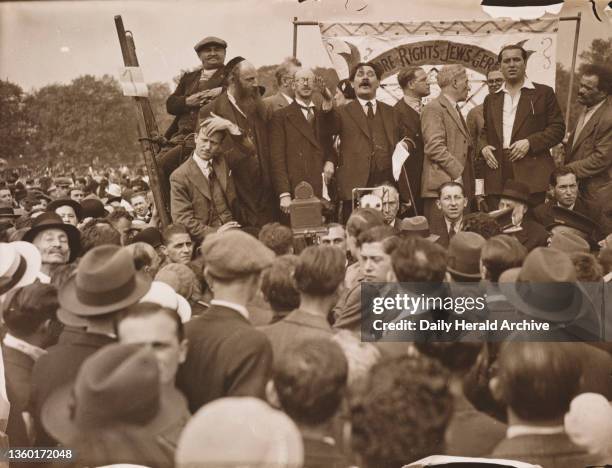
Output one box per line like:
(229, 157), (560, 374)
(230, 60), (260, 103)
(293, 68), (315, 102)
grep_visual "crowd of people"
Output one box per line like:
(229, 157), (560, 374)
(0, 33), (611, 468)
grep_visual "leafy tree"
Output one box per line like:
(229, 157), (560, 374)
(0, 80), (30, 162)
(578, 38), (612, 69)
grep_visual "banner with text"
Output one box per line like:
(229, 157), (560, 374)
(319, 19), (559, 109)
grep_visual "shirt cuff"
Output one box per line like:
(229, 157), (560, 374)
(280, 193), (291, 199)
(228, 124), (242, 136)
(475, 179), (485, 196)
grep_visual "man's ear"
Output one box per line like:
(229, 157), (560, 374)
(436, 199), (442, 211)
(479, 259), (488, 280)
(386, 269), (397, 282)
(266, 380), (281, 409)
(178, 339), (189, 364)
(489, 376), (504, 403)
(203, 267), (215, 292)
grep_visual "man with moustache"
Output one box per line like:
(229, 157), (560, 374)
(564, 64), (612, 207)
(480, 45), (565, 208)
(269, 68), (335, 214)
(394, 66), (431, 216)
(421, 64), (475, 229)
(321, 62), (402, 221)
(199, 59), (276, 230)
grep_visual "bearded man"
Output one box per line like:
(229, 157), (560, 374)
(198, 59), (276, 230)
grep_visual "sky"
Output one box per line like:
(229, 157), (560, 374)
(0, 0), (610, 91)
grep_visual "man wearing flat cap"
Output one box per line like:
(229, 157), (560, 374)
(165, 36), (228, 143)
(177, 230), (275, 412)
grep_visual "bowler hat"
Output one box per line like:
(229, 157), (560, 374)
(201, 230), (275, 280)
(399, 216), (439, 242)
(0, 241), (41, 295)
(23, 212), (81, 262)
(500, 180), (531, 206)
(47, 198), (83, 221)
(80, 198), (107, 219)
(547, 206), (597, 238)
(446, 231), (486, 279)
(59, 244), (151, 316)
(194, 36), (227, 53)
(549, 230), (590, 254)
(500, 247), (591, 323)
(42, 343), (186, 444)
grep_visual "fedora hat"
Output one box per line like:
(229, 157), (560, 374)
(488, 207), (515, 231)
(500, 180), (531, 206)
(42, 343), (186, 444)
(547, 205), (597, 238)
(47, 198), (83, 221)
(500, 247), (590, 323)
(549, 230), (590, 254)
(23, 212), (81, 262)
(447, 232), (486, 279)
(0, 205), (20, 219)
(0, 241), (42, 295)
(80, 198), (106, 219)
(399, 216), (440, 242)
(59, 245), (151, 316)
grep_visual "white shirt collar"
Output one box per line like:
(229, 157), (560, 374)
(357, 97), (377, 113)
(445, 216), (462, 232)
(403, 95), (422, 113)
(210, 299), (250, 321)
(192, 153), (213, 176)
(281, 92), (294, 105)
(506, 424), (565, 439)
(584, 97), (606, 116)
(227, 91), (246, 118)
(37, 271), (51, 284)
(3, 333), (47, 361)
(295, 98), (314, 109)
(500, 77), (536, 93)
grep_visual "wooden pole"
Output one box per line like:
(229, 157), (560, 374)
(114, 15), (171, 227)
(292, 17), (298, 58)
(564, 12), (581, 131)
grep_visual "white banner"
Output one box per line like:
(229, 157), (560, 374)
(319, 19), (559, 110)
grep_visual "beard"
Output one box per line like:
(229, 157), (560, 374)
(234, 80), (262, 117)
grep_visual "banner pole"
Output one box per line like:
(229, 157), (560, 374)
(293, 17), (298, 58)
(564, 12), (581, 130)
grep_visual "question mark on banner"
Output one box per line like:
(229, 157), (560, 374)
(364, 47), (373, 61)
(540, 37), (552, 69)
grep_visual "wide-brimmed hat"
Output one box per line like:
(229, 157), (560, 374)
(59, 245), (151, 316)
(546, 206), (597, 238)
(176, 397), (303, 468)
(23, 212), (81, 262)
(499, 247), (589, 323)
(47, 198), (83, 221)
(399, 216), (439, 242)
(42, 343), (186, 444)
(0, 241), (42, 295)
(0, 205), (20, 219)
(446, 232), (486, 279)
(139, 281), (191, 323)
(488, 207), (514, 231)
(500, 180), (531, 206)
(105, 183), (122, 199)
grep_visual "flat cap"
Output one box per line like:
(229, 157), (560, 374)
(201, 230), (274, 280)
(194, 36), (227, 53)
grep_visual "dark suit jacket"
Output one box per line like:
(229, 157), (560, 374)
(512, 218), (549, 252)
(165, 67), (227, 139)
(170, 156), (238, 240)
(30, 328), (115, 445)
(393, 99), (424, 213)
(321, 100), (401, 201)
(199, 93), (276, 227)
(259, 309), (334, 362)
(3, 344), (35, 447)
(490, 432), (602, 468)
(176, 305), (273, 413)
(263, 91), (291, 114)
(532, 197), (594, 227)
(565, 96), (612, 200)
(480, 83), (565, 195)
(269, 101), (334, 198)
(421, 94), (475, 199)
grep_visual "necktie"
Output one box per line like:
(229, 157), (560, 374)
(205, 161), (214, 180)
(299, 105), (315, 125)
(366, 101), (375, 120)
(449, 221), (457, 239)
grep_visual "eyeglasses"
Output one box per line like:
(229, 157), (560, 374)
(295, 77), (314, 85)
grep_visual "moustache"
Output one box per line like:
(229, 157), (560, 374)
(359, 80), (371, 86)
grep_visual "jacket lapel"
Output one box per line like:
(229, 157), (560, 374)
(511, 87), (537, 141)
(346, 100), (371, 139)
(571, 97), (610, 152)
(287, 102), (321, 149)
(186, 157), (211, 200)
(212, 157), (228, 191)
(491, 92), (504, 144)
(439, 95), (468, 138)
(379, 103), (396, 146)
